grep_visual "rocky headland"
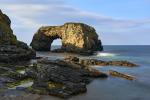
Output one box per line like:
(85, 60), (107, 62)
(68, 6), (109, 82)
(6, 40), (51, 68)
(0, 55), (138, 98)
(0, 10), (35, 62)
(30, 22), (103, 55)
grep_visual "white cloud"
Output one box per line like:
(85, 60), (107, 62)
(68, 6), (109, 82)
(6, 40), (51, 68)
(0, 4), (47, 26)
(2, 3), (150, 29)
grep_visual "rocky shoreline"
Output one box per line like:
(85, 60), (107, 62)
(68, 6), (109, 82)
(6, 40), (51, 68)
(0, 56), (138, 98)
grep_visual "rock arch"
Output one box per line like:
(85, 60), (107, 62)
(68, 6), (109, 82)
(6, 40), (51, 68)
(30, 22), (103, 54)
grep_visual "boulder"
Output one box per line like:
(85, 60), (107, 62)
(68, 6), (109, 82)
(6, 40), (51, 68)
(0, 10), (36, 62)
(30, 22), (103, 55)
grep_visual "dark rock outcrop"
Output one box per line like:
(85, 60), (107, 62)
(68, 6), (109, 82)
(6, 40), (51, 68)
(0, 58), (107, 98)
(25, 59), (107, 98)
(30, 22), (103, 55)
(0, 45), (35, 63)
(0, 10), (35, 62)
(0, 55), (138, 98)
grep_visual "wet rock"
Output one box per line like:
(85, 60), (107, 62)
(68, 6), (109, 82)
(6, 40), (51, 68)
(109, 70), (135, 80)
(0, 76), (15, 83)
(30, 22), (103, 55)
(38, 58), (108, 78)
(107, 61), (138, 67)
(24, 58), (107, 98)
(1, 92), (42, 100)
(0, 45), (35, 63)
(64, 56), (138, 67)
(0, 64), (30, 84)
(65, 56), (79, 62)
(5, 71), (28, 80)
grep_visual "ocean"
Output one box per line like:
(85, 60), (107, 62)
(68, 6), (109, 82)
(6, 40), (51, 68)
(36, 45), (150, 100)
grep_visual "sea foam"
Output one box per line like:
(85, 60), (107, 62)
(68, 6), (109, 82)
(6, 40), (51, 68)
(96, 52), (116, 57)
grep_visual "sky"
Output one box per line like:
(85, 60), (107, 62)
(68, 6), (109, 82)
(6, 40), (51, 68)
(0, 0), (150, 45)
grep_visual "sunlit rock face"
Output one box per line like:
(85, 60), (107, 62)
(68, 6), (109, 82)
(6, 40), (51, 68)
(30, 22), (103, 54)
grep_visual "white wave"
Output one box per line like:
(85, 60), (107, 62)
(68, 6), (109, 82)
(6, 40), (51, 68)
(96, 52), (116, 57)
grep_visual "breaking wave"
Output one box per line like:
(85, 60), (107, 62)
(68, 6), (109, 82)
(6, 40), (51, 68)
(96, 52), (116, 57)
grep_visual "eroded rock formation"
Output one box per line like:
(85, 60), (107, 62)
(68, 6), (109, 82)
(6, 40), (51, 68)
(31, 22), (103, 54)
(0, 10), (35, 62)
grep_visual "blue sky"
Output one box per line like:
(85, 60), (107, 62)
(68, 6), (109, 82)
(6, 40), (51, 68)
(0, 0), (150, 45)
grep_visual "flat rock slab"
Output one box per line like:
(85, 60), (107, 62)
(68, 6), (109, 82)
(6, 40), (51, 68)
(64, 56), (138, 67)
(109, 70), (135, 80)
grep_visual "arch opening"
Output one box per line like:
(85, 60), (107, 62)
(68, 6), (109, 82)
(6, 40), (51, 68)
(50, 38), (62, 51)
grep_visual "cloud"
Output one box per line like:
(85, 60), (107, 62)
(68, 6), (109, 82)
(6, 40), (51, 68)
(2, 3), (150, 29)
(0, 0), (150, 45)
(0, 4), (47, 26)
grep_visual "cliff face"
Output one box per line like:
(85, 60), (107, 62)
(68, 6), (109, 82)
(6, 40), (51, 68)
(0, 10), (35, 62)
(31, 22), (103, 54)
(0, 10), (17, 45)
